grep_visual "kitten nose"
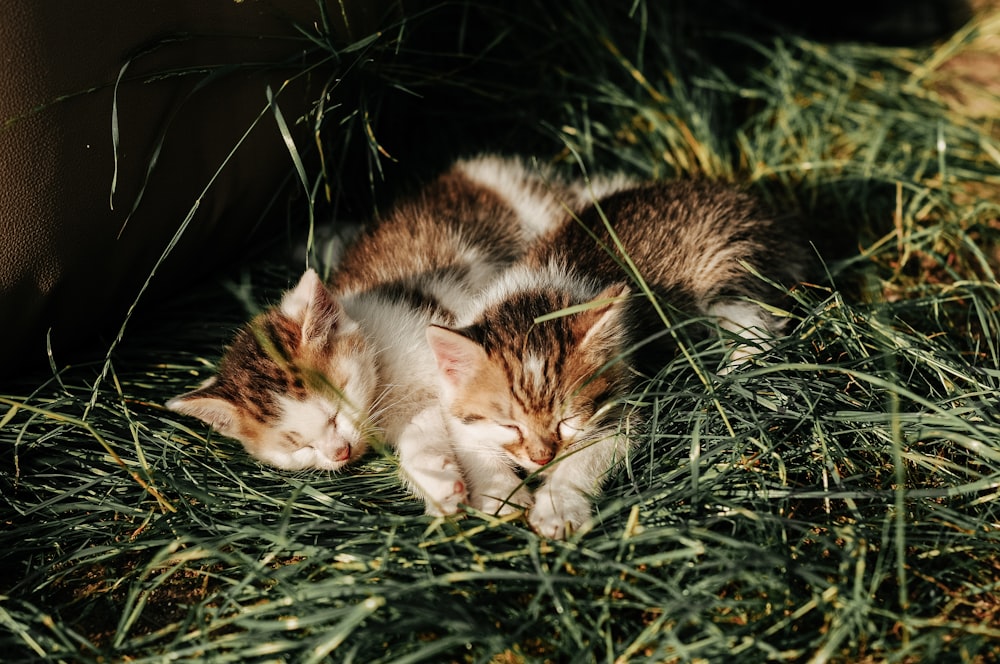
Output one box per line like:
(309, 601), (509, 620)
(333, 444), (352, 462)
(529, 448), (554, 465)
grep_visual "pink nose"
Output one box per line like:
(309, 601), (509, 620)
(529, 451), (554, 466)
(334, 444), (352, 462)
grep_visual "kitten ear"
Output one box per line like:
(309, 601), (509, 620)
(280, 268), (343, 344)
(572, 282), (630, 350)
(166, 378), (242, 438)
(426, 325), (488, 394)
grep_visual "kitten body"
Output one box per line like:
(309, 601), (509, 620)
(428, 179), (806, 537)
(168, 154), (575, 515)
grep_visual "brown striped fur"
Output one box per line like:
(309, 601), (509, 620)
(167, 155), (579, 513)
(428, 178), (806, 538)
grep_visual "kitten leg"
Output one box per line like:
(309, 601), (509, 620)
(455, 446), (533, 517)
(395, 407), (468, 517)
(529, 429), (628, 539)
(707, 299), (778, 372)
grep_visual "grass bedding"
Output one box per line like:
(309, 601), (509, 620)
(3, 1), (1000, 661)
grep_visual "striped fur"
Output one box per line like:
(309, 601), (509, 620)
(167, 155), (576, 514)
(429, 179), (806, 538)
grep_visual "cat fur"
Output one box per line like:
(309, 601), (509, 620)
(167, 154), (580, 515)
(427, 178), (806, 537)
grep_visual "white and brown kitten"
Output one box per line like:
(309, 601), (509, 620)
(427, 179), (806, 538)
(167, 155), (576, 515)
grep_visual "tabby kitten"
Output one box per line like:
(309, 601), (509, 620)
(427, 179), (806, 538)
(167, 155), (576, 515)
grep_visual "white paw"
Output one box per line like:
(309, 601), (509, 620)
(419, 459), (468, 517)
(423, 478), (467, 517)
(527, 491), (592, 540)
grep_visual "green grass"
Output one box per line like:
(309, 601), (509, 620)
(4, 1), (1000, 661)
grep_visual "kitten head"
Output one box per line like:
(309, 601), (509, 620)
(167, 269), (378, 471)
(427, 282), (632, 472)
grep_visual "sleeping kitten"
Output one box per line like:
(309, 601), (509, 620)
(427, 179), (806, 537)
(167, 154), (577, 515)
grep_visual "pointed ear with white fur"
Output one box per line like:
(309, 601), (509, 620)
(572, 282), (630, 351)
(280, 268), (343, 345)
(426, 325), (489, 400)
(165, 377), (243, 438)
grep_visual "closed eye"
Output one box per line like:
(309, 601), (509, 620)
(557, 418), (585, 441)
(502, 424), (524, 444)
(456, 414), (521, 442)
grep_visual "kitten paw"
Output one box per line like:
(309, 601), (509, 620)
(423, 478), (468, 517)
(528, 492), (593, 540)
